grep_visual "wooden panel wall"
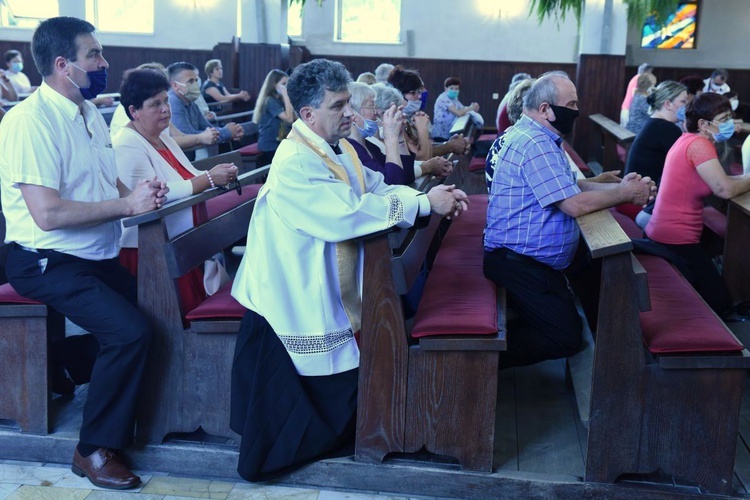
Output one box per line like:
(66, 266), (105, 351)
(236, 43), (290, 99)
(575, 54), (627, 163)
(0, 41), (213, 94)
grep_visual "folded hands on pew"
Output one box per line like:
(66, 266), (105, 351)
(446, 133), (470, 155)
(130, 176), (169, 212)
(427, 184), (469, 218)
(620, 172), (657, 207)
(420, 156), (453, 178)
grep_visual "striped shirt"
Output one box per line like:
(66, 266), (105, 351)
(484, 115), (581, 270)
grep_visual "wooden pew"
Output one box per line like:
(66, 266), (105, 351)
(356, 195), (506, 472)
(723, 191), (750, 302)
(122, 167), (267, 444)
(588, 113), (636, 172)
(0, 212), (65, 435)
(579, 208), (750, 495)
(191, 150), (244, 173)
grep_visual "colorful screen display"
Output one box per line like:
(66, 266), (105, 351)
(641, 1), (697, 49)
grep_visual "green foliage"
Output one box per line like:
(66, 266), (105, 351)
(529, 0), (583, 26)
(530, 0), (682, 28)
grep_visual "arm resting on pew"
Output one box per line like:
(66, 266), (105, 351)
(559, 174), (654, 218)
(696, 158), (750, 200)
(122, 167), (268, 229)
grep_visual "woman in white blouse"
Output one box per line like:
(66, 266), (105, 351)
(113, 69), (237, 311)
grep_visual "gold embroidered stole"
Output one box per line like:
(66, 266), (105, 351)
(286, 128), (365, 332)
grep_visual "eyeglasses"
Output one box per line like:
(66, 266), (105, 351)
(711, 114), (733, 125)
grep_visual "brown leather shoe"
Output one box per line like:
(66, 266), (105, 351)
(72, 448), (141, 490)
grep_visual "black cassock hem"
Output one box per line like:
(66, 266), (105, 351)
(230, 309), (358, 482)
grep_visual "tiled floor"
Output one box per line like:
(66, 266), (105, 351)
(0, 461), (433, 500)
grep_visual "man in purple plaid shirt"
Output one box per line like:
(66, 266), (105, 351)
(484, 71), (655, 368)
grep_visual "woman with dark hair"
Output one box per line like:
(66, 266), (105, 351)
(387, 66), (468, 160)
(252, 69), (294, 167)
(113, 69), (238, 312)
(646, 92), (750, 315)
(431, 76), (479, 142)
(679, 74), (704, 102)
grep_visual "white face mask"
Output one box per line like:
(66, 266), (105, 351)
(730, 98), (739, 111)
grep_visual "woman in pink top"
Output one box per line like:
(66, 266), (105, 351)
(646, 92), (750, 315)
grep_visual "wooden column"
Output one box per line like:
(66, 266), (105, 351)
(573, 54), (626, 164)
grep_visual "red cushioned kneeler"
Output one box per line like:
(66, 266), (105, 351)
(185, 281), (246, 321)
(468, 156), (485, 172)
(237, 143), (260, 156)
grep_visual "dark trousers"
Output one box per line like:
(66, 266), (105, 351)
(231, 310), (357, 481)
(661, 242), (732, 315)
(7, 244), (152, 449)
(483, 248), (583, 368)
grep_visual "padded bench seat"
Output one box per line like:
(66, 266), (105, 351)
(0, 282), (42, 304)
(412, 194), (497, 339)
(205, 184), (262, 220)
(0, 282), (63, 435)
(637, 254), (742, 354)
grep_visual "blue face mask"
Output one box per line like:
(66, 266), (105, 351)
(676, 105), (686, 122)
(711, 119), (735, 142)
(355, 112), (379, 138)
(10, 62), (22, 73)
(67, 61), (108, 100)
(402, 99), (422, 116)
(446, 89), (459, 100)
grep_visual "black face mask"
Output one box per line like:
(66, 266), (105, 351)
(548, 104), (579, 135)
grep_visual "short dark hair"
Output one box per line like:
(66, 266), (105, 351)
(444, 76), (460, 88)
(119, 69), (170, 120)
(286, 58), (351, 115)
(387, 66), (423, 96)
(679, 75), (704, 96)
(4, 50), (21, 64)
(711, 68), (729, 81)
(684, 92), (731, 133)
(31, 17), (95, 77)
(166, 62), (198, 82)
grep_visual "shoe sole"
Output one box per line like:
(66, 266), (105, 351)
(71, 464), (142, 490)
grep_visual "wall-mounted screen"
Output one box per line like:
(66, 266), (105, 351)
(641, 1), (697, 49)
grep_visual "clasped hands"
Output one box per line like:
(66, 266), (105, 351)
(426, 184), (469, 219)
(129, 176), (169, 214)
(620, 172), (657, 207)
